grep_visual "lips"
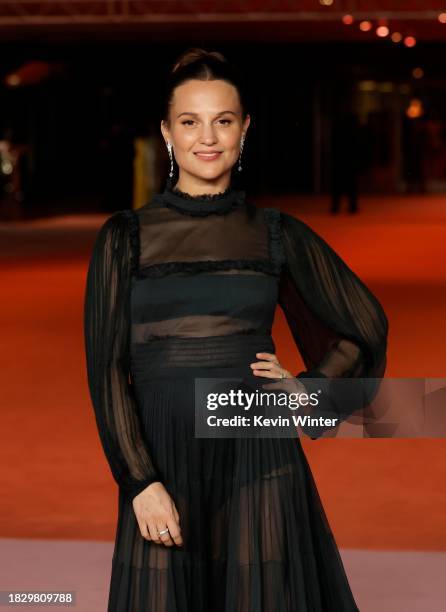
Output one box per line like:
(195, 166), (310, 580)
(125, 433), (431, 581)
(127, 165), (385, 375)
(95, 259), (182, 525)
(194, 152), (222, 161)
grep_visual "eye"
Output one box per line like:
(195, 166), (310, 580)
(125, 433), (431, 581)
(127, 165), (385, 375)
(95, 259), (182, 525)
(181, 120), (195, 126)
(219, 119), (232, 125)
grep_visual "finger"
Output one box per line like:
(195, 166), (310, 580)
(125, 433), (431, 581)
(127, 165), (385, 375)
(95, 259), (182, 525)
(250, 361), (277, 370)
(166, 517), (184, 547)
(137, 517), (151, 540)
(148, 520), (162, 544)
(252, 369), (282, 378)
(156, 523), (174, 547)
(256, 352), (278, 362)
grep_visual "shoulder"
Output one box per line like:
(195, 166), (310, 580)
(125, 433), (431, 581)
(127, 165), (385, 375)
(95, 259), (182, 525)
(93, 210), (136, 255)
(97, 209), (143, 241)
(260, 207), (314, 241)
(97, 210), (131, 234)
(90, 210), (140, 274)
(279, 210), (311, 233)
(278, 211), (332, 248)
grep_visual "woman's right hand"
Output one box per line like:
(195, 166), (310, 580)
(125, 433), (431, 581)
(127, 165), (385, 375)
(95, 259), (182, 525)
(132, 482), (183, 547)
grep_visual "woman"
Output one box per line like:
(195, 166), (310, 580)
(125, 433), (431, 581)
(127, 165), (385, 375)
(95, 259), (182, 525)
(84, 48), (388, 611)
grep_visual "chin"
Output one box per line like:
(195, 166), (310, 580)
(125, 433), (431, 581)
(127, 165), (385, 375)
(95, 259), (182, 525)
(188, 167), (232, 182)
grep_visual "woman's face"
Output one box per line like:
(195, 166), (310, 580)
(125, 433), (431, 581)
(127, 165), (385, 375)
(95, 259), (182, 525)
(161, 79), (250, 189)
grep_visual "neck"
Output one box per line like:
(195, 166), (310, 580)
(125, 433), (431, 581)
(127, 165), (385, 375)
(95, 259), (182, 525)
(174, 172), (231, 196)
(160, 175), (245, 216)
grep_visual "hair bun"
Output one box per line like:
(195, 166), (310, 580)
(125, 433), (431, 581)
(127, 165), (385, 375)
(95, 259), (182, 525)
(162, 46), (249, 129)
(172, 47), (227, 74)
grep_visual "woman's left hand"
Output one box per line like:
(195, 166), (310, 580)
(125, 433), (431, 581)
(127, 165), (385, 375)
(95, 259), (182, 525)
(250, 352), (307, 394)
(250, 352), (292, 380)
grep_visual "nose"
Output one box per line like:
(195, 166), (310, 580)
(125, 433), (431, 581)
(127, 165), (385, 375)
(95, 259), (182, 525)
(199, 122), (218, 144)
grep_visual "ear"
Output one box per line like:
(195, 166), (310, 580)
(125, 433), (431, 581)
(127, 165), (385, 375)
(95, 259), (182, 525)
(243, 114), (251, 135)
(160, 119), (170, 144)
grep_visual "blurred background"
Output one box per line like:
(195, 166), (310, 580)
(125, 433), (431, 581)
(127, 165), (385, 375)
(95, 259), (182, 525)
(1, 2), (446, 611)
(2, 0), (446, 217)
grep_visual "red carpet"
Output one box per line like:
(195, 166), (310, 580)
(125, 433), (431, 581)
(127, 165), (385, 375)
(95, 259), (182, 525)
(1, 195), (445, 550)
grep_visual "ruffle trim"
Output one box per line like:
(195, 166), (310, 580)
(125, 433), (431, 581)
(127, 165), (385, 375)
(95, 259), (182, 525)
(171, 184), (232, 201)
(121, 209), (140, 276)
(160, 176), (245, 216)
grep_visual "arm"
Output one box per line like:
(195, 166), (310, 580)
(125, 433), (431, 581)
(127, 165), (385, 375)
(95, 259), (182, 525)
(83, 211), (161, 500)
(278, 212), (389, 436)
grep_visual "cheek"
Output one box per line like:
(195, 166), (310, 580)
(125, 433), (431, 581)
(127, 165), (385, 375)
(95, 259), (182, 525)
(221, 131), (240, 148)
(172, 131), (195, 149)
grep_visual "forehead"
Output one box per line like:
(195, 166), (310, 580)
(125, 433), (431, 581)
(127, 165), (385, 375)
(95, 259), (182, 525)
(172, 79), (240, 112)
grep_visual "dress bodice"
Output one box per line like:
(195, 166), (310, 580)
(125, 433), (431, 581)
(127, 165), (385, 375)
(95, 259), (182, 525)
(126, 178), (286, 344)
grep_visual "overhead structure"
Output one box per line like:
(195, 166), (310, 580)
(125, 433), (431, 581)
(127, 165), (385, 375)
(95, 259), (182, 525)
(1, 0), (446, 40)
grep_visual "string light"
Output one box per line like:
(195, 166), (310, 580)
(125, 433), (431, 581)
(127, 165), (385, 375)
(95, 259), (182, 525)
(376, 25), (390, 37)
(359, 20), (372, 32)
(438, 13), (446, 24)
(336, 10), (420, 50)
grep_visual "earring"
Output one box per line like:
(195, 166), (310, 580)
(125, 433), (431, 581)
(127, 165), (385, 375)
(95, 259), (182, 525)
(238, 134), (245, 172)
(166, 141), (174, 178)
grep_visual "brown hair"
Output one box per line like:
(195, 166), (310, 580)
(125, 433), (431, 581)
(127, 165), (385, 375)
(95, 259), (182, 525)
(162, 47), (248, 125)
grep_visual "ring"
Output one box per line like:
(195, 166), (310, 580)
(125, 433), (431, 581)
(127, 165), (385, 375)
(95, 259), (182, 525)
(158, 528), (169, 536)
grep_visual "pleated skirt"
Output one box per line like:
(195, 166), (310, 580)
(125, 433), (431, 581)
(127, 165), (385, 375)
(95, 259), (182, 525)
(108, 334), (359, 612)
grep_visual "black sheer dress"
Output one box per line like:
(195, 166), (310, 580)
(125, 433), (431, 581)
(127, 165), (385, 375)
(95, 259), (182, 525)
(84, 177), (388, 611)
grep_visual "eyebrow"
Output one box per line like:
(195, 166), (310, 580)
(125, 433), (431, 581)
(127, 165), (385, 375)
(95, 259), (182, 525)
(177, 111), (237, 118)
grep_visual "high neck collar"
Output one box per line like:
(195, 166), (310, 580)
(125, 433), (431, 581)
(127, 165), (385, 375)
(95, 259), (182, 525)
(160, 176), (246, 216)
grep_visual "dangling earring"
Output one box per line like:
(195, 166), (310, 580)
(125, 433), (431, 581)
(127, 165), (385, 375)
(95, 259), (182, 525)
(238, 134), (245, 172)
(166, 141), (174, 178)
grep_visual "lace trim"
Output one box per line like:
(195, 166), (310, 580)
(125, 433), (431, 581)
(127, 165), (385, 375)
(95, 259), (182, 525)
(264, 207), (286, 274)
(135, 258), (279, 279)
(121, 209), (140, 276)
(142, 327), (271, 342)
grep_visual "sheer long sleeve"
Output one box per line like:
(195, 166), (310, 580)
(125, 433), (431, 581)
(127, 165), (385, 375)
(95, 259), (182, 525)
(278, 211), (389, 436)
(84, 211), (161, 500)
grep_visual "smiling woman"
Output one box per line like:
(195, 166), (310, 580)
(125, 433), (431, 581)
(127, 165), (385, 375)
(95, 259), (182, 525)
(84, 46), (387, 612)
(160, 49), (250, 196)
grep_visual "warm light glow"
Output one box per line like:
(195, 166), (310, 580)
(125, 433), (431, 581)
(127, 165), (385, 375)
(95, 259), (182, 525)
(319, 0), (334, 5)
(438, 12), (446, 24)
(376, 26), (389, 37)
(5, 74), (21, 86)
(404, 36), (417, 47)
(358, 80), (377, 92)
(412, 67), (424, 79)
(359, 20), (372, 32)
(378, 82), (394, 93)
(342, 14), (354, 25)
(406, 98), (424, 119)
(391, 32), (403, 43)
